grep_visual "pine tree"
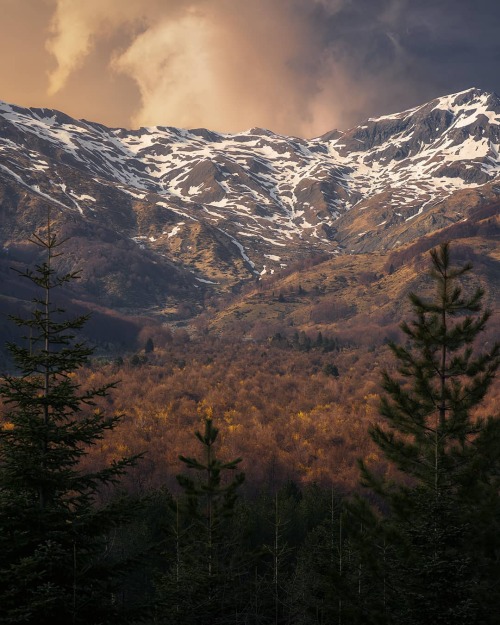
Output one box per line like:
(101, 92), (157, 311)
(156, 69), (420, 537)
(291, 489), (345, 625)
(359, 242), (500, 624)
(157, 415), (245, 624)
(0, 219), (142, 624)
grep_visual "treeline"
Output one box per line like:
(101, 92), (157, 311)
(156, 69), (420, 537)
(98, 463), (404, 624)
(74, 326), (499, 495)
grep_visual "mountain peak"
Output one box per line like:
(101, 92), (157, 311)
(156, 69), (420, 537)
(429, 87), (500, 116)
(1, 88), (500, 301)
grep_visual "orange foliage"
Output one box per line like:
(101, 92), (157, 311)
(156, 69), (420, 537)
(72, 338), (409, 494)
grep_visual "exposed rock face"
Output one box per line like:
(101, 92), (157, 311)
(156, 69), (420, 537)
(1, 87), (500, 307)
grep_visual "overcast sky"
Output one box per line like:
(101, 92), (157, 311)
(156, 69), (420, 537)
(1, 0), (500, 137)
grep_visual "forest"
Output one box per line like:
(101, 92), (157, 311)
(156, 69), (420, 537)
(0, 228), (499, 625)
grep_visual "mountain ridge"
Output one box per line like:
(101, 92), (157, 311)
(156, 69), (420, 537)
(1, 87), (499, 313)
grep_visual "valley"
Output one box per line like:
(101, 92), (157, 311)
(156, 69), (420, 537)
(0, 87), (499, 484)
(1, 88), (499, 625)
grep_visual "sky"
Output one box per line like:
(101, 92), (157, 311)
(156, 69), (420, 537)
(1, 0), (500, 138)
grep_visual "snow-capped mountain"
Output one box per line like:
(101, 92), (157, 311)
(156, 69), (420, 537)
(1, 87), (499, 305)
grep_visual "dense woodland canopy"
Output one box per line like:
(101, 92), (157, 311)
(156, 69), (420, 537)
(74, 326), (499, 496)
(0, 230), (499, 624)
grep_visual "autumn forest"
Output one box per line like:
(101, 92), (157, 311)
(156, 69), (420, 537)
(0, 229), (499, 625)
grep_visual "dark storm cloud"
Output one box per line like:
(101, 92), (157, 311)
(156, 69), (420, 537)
(307, 0), (500, 126)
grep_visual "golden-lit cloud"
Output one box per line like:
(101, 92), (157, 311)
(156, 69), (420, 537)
(45, 0), (340, 135)
(46, 1), (97, 95)
(111, 10), (219, 130)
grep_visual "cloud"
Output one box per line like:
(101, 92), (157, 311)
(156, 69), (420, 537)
(46, 0), (111, 95)
(44, 0), (430, 135)
(111, 11), (219, 130)
(40, 0), (500, 136)
(108, 1), (323, 134)
(46, 0), (336, 135)
(46, 0), (174, 93)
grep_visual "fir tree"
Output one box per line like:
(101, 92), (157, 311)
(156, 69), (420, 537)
(157, 415), (245, 624)
(0, 218), (142, 624)
(359, 242), (500, 624)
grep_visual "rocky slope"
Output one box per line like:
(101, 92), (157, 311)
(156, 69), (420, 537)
(1, 87), (499, 310)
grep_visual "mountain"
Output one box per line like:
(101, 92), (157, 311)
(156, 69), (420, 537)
(0, 87), (499, 316)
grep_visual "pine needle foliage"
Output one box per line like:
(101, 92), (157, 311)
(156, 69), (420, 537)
(358, 242), (500, 624)
(362, 242), (499, 496)
(157, 416), (245, 624)
(0, 218), (142, 625)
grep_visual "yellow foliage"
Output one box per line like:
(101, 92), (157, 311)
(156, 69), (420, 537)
(197, 401), (213, 419)
(297, 463), (312, 475)
(156, 410), (171, 422)
(223, 409), (238, 425)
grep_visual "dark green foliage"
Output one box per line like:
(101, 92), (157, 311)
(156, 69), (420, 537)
(285, 331), (338, 353)
(130, 353), (147, 366)
(385, 489), (476, 625)
(236, 482), (344, 625)
(156, 416), (245, 624)
(256, 486), (299, 625)
(364, 243), (498, 494)
(294, 494), (390, 625)
(291, 490), (345, 625)
(358, 242), (500, 624)
(323, 363), (339, 377)
(0, 221), (142, 624)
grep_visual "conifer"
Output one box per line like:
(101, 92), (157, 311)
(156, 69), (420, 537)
(359, 242), (500, 624)
(0, 218), (141, 624)
(157, 415), (245, 624)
